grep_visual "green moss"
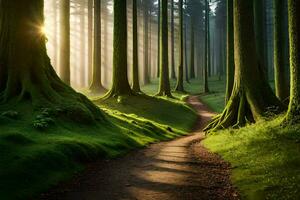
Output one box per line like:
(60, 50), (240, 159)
(0, 87), (197, 200)
(203, 117), (300, 199)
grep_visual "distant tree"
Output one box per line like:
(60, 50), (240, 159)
(104, 0), (132, 98)
(0, 0), (105, 122)
(225, 0), (234, 103)
(170, 0), (176, 79)
(59, 0), (70, 85)
(203, 0), (210, 93)
(143, 0), (150, 84)
(131, 0), (141, 93)
(157, 0), (172, 97)
(189, 10), (196, 79)
(184, 0), (190, 83)
(88, 0), (93, 83)
(254, 0), (268, 79)
(157, 0), (161, 78)
(284, 0), (300, 123)
(273, 0), (289, 101)
(90, 0), (106, 93)
(175, 0), (185, 92)
(205, 0), (282, 132)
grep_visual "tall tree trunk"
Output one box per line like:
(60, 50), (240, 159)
(205, 0), (283, 132)
(225, 0), (235, 103)
(52, 0), (58, 70)
(0, 0), (104, 122)
(285, 0), (300, 123)
(59, 0), (70, 85)
(204, 0), (210, 93)
(88, 0), (93, 85)
(254, 0), (268, 80)
(143, 0), (150, 84)
(80, 1), (86, 87)
(104, 0), (132, 98)
(190, 16), (195, 79)
(157, 0), (171, 97)
(90, 0), (106, 93)
(175, 0), (184, 92)
(184, 6), (190, 84)
(170, 0), (176, 79)
(274, 0), (289, 101)
(131, 0), (141, 93)
(157, 0), (161, 78)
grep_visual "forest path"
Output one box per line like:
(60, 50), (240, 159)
(41, 96), (239, 200)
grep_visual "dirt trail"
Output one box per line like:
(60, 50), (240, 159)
(41, 96), (239, 200)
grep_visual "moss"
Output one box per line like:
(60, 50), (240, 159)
(204, 117), (300, 199)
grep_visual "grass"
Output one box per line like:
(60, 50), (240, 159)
(203, 118), (300, 200)
(197, 78), (300, 199)
(0, 81), (197, 200)
(142, 77), (226, 113)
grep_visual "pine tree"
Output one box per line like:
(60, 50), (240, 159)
(205, 0), (283, 132)
(157, 0), (172, 97)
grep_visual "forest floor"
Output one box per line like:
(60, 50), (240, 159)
(40, 96), (239, 200)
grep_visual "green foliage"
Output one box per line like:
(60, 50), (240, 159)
(1, 110), (19, 119)
(0, 88), (197, 200)
(203, 117), (300, 199)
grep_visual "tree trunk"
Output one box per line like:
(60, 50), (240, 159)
(170, 0), (176, 79)
(175, 0), (184, 92)
(274, 0), (289, 101)
(143, 0), (150, 84)
(0, 0), (105, 123)
(157, 0), (171, 97)
(190, 16), (195, 79)
(184, 5), (190, 84)
(104, 0), (132, 98)
(80, 1), (86, 87)
(285, 0), (300, 123)
(59, 0), (70, 85)
(254, 0), (268, 80)
(90, 0), (106, 93)
(131, 0), (141, 93)
(88, 0), (93, 85)
(157, 0), (161, 78)
(205, 0), (283, 132)
(204, 0), (210, 93)
(225, 0), (234, 103)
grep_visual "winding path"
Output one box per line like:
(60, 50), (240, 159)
(41, 96), (239, 200)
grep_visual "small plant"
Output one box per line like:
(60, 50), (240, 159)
(1, 110), (19, 119)
(32, 108), (55, 130)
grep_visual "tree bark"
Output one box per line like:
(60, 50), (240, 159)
(170, 0), (176, 79)
(175, 0), (185, 92)
(274, 0), (289, 101)
(59, 0), (70, 85)
(104, 0), (132, 98)
(285, 0), (300, 123)
(143, 0), (150, 84)
(254, 0), (268, 80)
(204, 0), (210, 93)
(0, 0), (105, 123)
(205, 0), (283, 132)
(88, 0), (93, 84)
(190, 16), (195, 79)
(131, 0), (141, 93)
(225, 0), (234, 103)
(157, 0), (171, 97)
(90, 0), (106, 93)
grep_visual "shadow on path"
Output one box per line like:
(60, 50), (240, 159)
(40, 96), (239, 200)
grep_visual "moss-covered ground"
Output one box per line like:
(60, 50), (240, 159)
(2, 77), (298, 200)
(190, 78), (300, 199)
(0, 80), (198, 200)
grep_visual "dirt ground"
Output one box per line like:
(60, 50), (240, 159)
(40, 96), (240, 200)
